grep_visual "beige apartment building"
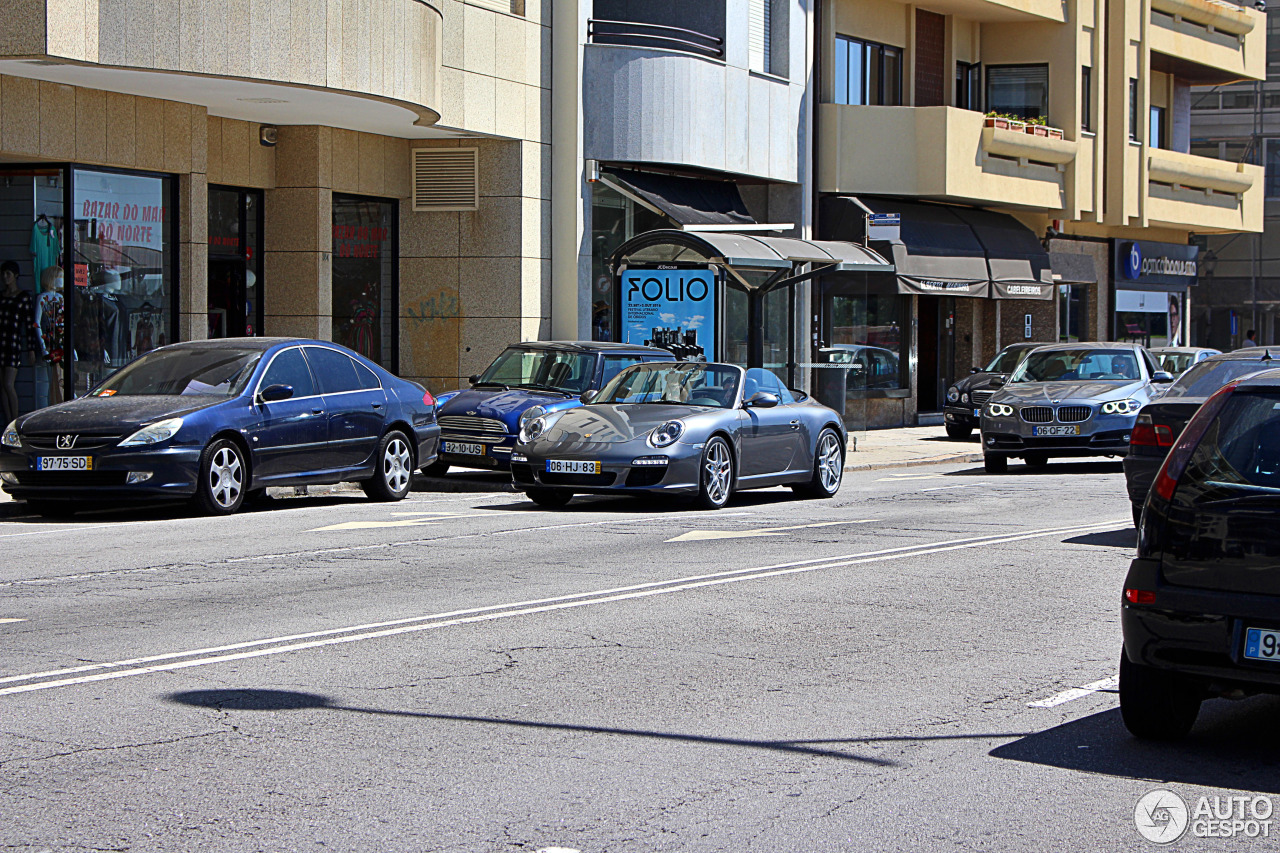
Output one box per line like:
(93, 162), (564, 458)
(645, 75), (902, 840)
(0, 0), (548, 414)
(814, 0), (1265, 426)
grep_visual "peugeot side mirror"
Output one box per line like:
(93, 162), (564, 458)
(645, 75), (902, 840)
(259, 384), (293, 403)
(745, 392), (780, 409)
(468, 374), (480, 385)
(1152, 371), (1175, 383)
(579, 389), (598, 404)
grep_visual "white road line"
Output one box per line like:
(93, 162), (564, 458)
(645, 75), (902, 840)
(0, 519), (1124, 697)
(0, 618), (25, 624)
(1027, 676), (1119, 708)
(919, 484), (985, 492)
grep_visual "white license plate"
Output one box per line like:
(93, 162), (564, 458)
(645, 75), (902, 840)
(546, 459), (601, 474)
(36, 456), (92, 471)
(1244, 628), (1280, 662)
(973, 408), (982, 418)
(443, 441), (485, 456)
(1032, 425), (1080, 437)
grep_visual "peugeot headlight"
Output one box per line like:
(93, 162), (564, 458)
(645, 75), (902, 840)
(2, 420), (18, 448)
(1101, 399), (1141, 415)
(519, 406), (546, 428)
(946, 387), (960, 403)
(987, 403), (1015, 418)
(649, 420), (685, 448)
(119, 417), (184, 447)
(519, 416), (547, 445)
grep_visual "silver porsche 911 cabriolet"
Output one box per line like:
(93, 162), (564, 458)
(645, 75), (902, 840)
(510, 362), (847, 508)
(979, 342), (1173, 472)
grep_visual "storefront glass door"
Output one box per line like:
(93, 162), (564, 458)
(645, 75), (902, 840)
(762, 286), (792, 387)
(332, 194), (397, 368)
(208, 186), (263, 338)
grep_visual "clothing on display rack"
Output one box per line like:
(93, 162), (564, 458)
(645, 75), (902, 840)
(35, 285), (64, 363)
(30, 215), (61, 289)
(0, 286), (34, 368)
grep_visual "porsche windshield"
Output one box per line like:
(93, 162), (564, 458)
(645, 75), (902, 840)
(597, 363), (742, 408)
(1011, 349), (1141, 383)
(92, 348), (263, 396)
(477, 348), (595, 393)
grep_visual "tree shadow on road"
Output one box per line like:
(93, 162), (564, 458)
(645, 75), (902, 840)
(992, 701), (1280, 794)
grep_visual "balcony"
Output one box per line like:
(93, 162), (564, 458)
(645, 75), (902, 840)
(1145, 149), (1263, 232)
(870, 0), (1065, 23)
(1149, 0), (1264, 84)
(0, 0), (442, 136)
(818, 104), (1081, 213)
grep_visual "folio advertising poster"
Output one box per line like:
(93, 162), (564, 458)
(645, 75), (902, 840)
(620, 268), (715, 361)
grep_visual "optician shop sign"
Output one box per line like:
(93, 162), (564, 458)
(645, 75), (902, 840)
(1114, 240), (1198, 290)
(619, 266), (715, 361)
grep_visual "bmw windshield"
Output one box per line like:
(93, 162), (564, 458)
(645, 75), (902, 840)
(476, 348), (595, 394)
(1010, 349), (1141, 383)
(596, 363), (741, 408)
(91, 347), (263, 396)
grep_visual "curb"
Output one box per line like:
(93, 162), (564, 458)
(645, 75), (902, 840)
(843, 452), (985, 472)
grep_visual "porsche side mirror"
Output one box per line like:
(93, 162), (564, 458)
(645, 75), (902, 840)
(259, 384), (293, 403)
(579, 389), (598, 404)
(1152, 371), (1175, 383)
(990, 376), (1007, 387)
(468, 374), (480, 385)
(745, 392), (780, 409)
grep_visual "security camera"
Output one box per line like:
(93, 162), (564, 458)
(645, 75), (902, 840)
(1255, 0), (1266, 12)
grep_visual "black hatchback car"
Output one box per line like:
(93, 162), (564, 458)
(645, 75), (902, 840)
(1123, 367), (1280, 738)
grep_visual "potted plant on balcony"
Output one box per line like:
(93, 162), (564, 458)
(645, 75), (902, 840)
(1025, 116), (1051, 137)
(984, 112), (1025, 132)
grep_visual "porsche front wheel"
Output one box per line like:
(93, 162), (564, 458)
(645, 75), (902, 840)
(693, 437), (734, 510)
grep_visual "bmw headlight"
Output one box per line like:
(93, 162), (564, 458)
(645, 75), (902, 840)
(946, 387), (960, 403)
(2, 420), (18, 448)
(519, 406), (546, 428)
(1101, 399), (1141, 415)
(987, 403), (1015, 418)
(519, 416), (547, 445)
(649, 420), (685, 448)
(119, 417), (184, 447)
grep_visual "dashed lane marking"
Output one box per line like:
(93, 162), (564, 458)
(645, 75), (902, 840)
(1027, 676), (1119, 708)
(876, 473), (946, 481)
(665, 520), (874, 542)
(308, 512), (488, 532)
(0, 618), (25, 624)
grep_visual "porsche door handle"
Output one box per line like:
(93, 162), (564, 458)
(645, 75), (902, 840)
(789, 420), (801, 431)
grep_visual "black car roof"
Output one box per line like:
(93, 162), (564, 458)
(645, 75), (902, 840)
(501, 341), (673, 355)
(1232, 366), (1280, 388)
(1199, 348), (1280, 363)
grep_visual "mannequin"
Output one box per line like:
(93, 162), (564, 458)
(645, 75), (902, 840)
(0, 260), (34, 422)
(35, 266), (65, 405)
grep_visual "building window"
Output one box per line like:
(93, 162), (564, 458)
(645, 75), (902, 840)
(1129, 78), (1140, 141)
(1081, 66), (1092, 130)
(956, 62), (981, 110)
(1191, 91), (1221, 110)
(590, 182), (667, 342)
(748, 0), (771, 74)
(985, 65), (1048, 121)
(1223, 90), (1257, 110)
(834, 35), (902, 106)
(332, 194), (397, 369)
(1149, 105), (1167, 149)
(1267, 140), (1280, 198)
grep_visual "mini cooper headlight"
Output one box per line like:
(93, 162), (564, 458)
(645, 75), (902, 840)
(1101, 399), (1141, 415)
(519, 406), (546, 428)
(649, 420), (685, 448)
(1, 420), (18, 448)
(946, 387), (960, 403)
(519, 416), (547, 445)
(119, 417), (184, 447)
(986, 403), (1015, 418)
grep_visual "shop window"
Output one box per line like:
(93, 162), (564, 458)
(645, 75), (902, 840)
(824, 292), (905, 391)
(956, 62), (981, 111)
(1115, 290), (1176, 348)
(71, 168), (175, 398)
(986, 65), (1048, 121)
(1058, 284), (1089, 343)
(208, 186), (263, 338)
(833, 36), (902, 106)
(589, 182), (667, 342)
(332, 194), (397, 369)
(762, 285), (792, 386)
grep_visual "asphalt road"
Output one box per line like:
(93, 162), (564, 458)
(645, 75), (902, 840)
(1, 460), (1276, 852)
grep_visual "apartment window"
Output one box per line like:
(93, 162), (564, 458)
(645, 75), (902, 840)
(1267, 140), (1280, 198)
(956, 62), (981, 110)
(985, 65), (1048, 121)
(1081, 66), (1092, 131)
(1223, 90), (1257, 110)
(1191, 91), (1221, 110)
(748, 0), (771, 74)
(1150, 105), (1167, 149)
(1129, 78), (1139, 141)
(834, 35), (903, 106)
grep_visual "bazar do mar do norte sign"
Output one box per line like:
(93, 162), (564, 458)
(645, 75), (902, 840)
(620, 267), (716, 357)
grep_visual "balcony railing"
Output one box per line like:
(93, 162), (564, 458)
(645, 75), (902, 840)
(587, 19), (724, 59)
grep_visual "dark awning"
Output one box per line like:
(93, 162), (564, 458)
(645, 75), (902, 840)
(819, 197), (991, 297)
(951, 207), (1054, 301)
(599, 168), (755, 228)
(1049, 252), (1098, 285)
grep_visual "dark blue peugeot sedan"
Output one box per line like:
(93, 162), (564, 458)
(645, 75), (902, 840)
(0, 338), (439, 517)
(430, 341), (671, 474)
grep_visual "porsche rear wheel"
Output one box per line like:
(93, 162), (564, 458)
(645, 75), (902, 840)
(793, 428), (844, 499)
(693, 437), (734, 510)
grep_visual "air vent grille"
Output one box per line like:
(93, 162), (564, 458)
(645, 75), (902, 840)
(412, 148), (479, 212)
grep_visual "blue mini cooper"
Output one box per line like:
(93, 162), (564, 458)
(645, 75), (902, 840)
(430, 341), (672, 474)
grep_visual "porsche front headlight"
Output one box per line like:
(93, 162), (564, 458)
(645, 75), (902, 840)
(519, 416), (547, 445)
(1101, 399), (1141, 415)
(649, 420), (685, 448)
(2, 420), (19, 448)
(119, 417), (184, 447)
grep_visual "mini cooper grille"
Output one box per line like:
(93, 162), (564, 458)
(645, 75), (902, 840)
(1057, 406), (1093, 423)
(1020, 406), (1053, 424)
(971, 390), (994, 406)
(438, 416), (507, 437)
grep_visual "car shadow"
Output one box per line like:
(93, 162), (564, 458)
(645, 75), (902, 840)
(480, 487), (807, 514)
(1, 494), (369, 524)
(1064, 528), (1137, 548)
(991, 701), (1280, 794)
(944, 461), (1125, 477)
